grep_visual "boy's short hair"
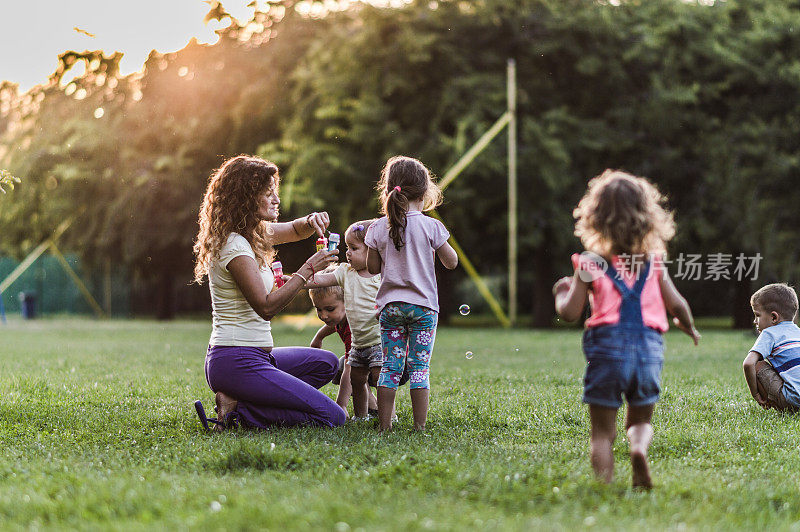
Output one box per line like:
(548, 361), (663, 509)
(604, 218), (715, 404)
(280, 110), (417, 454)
(751, 283), (799, 321)
(309, 284), (344, 305)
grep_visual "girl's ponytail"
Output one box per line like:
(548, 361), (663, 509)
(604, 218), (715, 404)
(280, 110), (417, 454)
(386, 186), (409, 250)
(377, 156), (442, 250)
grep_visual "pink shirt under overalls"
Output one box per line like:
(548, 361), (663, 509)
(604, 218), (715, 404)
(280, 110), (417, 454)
(572, 253), (668, 333)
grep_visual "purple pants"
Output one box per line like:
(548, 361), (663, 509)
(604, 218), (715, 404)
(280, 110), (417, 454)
(205, 345), (346, 429)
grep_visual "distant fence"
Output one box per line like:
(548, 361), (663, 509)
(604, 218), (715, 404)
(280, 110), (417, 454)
(0, 255), (130, 316)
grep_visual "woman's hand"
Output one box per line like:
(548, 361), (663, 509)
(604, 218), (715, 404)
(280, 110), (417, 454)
(272, 212), (331, 244)
(300, 248), (338, 278)
(305, 212), (330, 237)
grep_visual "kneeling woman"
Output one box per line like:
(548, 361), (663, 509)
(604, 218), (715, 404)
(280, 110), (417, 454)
(193, 155), (345, 429)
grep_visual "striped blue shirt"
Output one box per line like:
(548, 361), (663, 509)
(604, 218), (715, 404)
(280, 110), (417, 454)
(751, 321), (800, 408)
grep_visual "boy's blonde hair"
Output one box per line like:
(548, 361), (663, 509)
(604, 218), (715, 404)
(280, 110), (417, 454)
(573, 169), (675, 257)
(751, 283), (798, 321)
(309, 284), (344, 305)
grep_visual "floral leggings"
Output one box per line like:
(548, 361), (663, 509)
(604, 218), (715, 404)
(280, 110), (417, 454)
(377, 302), (438, 390)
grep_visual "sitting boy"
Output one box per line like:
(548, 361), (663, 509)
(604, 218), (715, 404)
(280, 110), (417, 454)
(743, 283), (800, 412)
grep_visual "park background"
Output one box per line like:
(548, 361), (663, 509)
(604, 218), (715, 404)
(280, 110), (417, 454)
(4, 1), (800, 530)
(2, 0), (796, 326)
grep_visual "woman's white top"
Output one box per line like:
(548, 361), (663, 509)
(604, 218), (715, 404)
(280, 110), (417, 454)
(208, 233), (274, 347)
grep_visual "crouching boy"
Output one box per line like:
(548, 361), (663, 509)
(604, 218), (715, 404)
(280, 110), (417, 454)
(743, 283), (800, 412)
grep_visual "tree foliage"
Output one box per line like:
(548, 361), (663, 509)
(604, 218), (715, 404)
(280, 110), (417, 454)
(0, 169), (20, 194)
(0, 2), (319, 317)
(2, 0), (800, 324)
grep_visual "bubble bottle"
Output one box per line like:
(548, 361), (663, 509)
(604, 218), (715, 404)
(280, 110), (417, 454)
(316, 236), (328, 252)
(328, 233), (340, 252)
(272, 261), (285, 288)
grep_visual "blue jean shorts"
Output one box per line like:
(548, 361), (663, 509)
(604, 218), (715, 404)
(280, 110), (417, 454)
(581, 325), (665, 408)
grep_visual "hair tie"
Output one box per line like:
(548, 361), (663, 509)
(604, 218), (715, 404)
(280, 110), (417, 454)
(354, 224), (364, 232)
(393, 186), (401, 193)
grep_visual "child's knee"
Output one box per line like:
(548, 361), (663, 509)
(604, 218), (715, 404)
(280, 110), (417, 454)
(377, 365), (403, 389)
(591, 431), (616, 447)
(406, 348), (432, 377)
(350, 366), (368, 381)
(408, 368), (430, 389)
(755, 359), (771, 373)
(369, 366), (381, 381)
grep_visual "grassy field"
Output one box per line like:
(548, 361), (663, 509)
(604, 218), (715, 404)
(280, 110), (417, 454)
(1, 317), (799, 530)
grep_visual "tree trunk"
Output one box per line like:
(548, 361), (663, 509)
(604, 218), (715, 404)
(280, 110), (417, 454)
(436, 261), (454, 325)
(732, 276), (752, 330)
(531, 241), (555, 328)
(155, 269), (175, 320)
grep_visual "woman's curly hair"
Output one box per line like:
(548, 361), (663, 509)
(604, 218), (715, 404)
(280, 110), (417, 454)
(193, 155), (279, 284)
(573, 169), (675, 258)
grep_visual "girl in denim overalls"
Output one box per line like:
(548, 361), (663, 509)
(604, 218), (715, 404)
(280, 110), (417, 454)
(553, 170), (700, 489)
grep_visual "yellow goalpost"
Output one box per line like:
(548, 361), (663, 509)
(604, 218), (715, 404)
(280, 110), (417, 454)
(293, 59), (519, 330)
(433, 58), (517, 327)
(0, 217), (107, 318)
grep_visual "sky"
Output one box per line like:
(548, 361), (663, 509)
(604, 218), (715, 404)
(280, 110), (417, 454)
(0, 0), (259, 92)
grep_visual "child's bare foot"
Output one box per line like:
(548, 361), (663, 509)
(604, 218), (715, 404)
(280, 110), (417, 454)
(631, 451), (652, 490)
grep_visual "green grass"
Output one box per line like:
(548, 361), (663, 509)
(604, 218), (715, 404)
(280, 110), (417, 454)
(1, 317), (798, 530)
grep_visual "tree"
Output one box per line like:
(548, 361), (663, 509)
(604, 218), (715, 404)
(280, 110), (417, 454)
(0, 2), (322, 318)
(4, 0), (800, 326)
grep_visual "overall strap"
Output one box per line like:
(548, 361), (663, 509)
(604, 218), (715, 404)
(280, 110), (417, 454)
(604, 259), (652, 326)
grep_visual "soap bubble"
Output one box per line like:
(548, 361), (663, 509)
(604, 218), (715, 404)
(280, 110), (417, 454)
(465, 351), (474, 359)
(459, 304), (470, 316)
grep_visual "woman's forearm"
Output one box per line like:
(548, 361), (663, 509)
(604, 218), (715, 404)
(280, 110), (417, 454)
(260, 263), (315, 320)
(291, 215), (315, 239)
(261, 275), (305, 320)
(269, 215), (319, 245)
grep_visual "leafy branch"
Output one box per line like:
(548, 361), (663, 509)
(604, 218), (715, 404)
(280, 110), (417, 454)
(0, 170), (20, 194)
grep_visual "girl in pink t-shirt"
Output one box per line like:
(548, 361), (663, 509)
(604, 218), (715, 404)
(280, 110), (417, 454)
(553, 169), (700, 489)
(365, 156), (458, 432)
